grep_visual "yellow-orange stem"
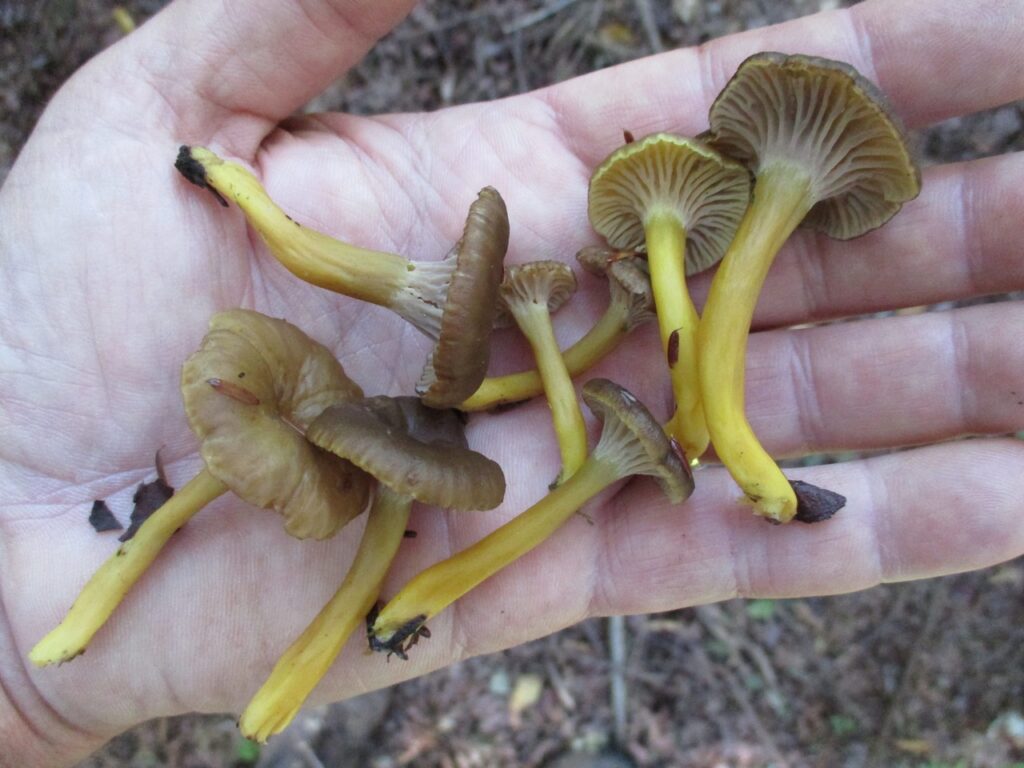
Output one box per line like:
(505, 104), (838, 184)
(190, 147), (410, 306)
(645, 212), (706, 460)
(459, 306), (629, 411)
(29, 470), (227, 666)
(698, 164), (814, 522)
(239, 487), (411, 742)
(371, 456), (614, 642)
(513, 304), (589, 481)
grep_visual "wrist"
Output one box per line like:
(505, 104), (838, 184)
(0, 595), (104, 768)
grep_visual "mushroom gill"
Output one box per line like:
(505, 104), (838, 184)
(588, 133), (750, 461)
(698, 52), (920, 523)
(240, 397), (504, 741)
(459, 247), (654, 412)
(29, 310), (370, 667)
(175, 147), (508, 409)
(368, 378), (693, 657)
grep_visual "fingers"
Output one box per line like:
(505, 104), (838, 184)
(574, 300), (1024, 461)
(707, 153), (1024, 331)
(579, 300), (1024, 460)
(745, 301), (1024, 457)
(593, 438), (1024, 617)
(79, 0), (417, 148)
(546, 0), (1024, 167)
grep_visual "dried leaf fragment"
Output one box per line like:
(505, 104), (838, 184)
(119, 476), (174, 542)
(88, 500), (122, 533)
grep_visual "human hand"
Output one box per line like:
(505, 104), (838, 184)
(2, 0), (1023, 763)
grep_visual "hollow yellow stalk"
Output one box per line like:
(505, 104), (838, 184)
(460, 304), (630, 412)
(513, 303), (588, 481)
(645, 211), (706, 460)
(30, 470), (228, 666)
(239, 486), (411, 743)
(698, 164), (814, 522)
(371, 456), (613, 644)
(187, 148), (410, 305)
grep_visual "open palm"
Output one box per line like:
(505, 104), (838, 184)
(2, 0), (1023, 763)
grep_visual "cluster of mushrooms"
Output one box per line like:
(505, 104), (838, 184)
(30, 53), (920, 742)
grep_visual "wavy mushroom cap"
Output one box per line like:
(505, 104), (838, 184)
(576, 247), (655, 332)
(308, 396), (506, 511)
(494, 260), (578, 327)
(417, 187), (509, 408)
(588, 133), (751, 274)
(709, 52), (921, 240)
(181, 310), (371, 540)
(607, 259), (656, 331)
(582, 378), (694, 504)
(576, 245), (634, 277)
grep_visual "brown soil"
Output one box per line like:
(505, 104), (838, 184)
(3, 2), (1022, 767)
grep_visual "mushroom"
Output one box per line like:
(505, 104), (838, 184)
(573, 244), (657, 366)
(29, 310), (371, 667)
(459, 246), (654, 412)
(368, 378), (693, 656)
(239, 396), (505, 742)
(309, 397), (505, 513)
(175, 147), (509, 407)
(494, 261), (587, 482)
(587, 133), (751, 461)
(698, 52), (921, 523)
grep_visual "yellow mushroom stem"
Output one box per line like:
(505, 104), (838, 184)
(460, 300), (632, 412)
(29, 469), (228, 666)
(183, 148), (410, 306)
(371, 454), (615, 645)
(239, 486), (411, 743)
(510, 302), (588, 482)
(698, 164), (814, 522)
(644, 211), (707, 461)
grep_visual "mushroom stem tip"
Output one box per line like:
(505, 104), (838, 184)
(174, 146), (228, 207)
(238, 488), (411, 740)
(28, 470), (227, 667)
(699, 168), (814, 521)
(370, 456), (615, 647)
(644, 214), (707, 460)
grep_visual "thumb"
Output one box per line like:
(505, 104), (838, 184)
(52, 0), (417, 155)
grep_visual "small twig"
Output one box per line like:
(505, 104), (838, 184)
(544, 658), (577, 711)
(869, 580), (948, 764)
(393, 7), (495, 40)
(840, 585), (915, 660)
(691, 639), (788, 766)
(511, 29), (529, 94)
(632, 0), (663, 52)
(501, 0), (582, 34)
(697, 604), (782, 692)
(608, 615), (629, 746)
(579, 616), (605, 651)
(744, 639), (783, 693)
(296, 740), (327, 768)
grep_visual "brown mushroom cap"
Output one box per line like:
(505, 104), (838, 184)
(587, 133), (751, 274)
(308, 396), (506, 511)
(708, 52), (921, 239)
(181, 310), (371, 540)
(576, 245), (635, 277)
(494, 260), (577, 327)
(582, 378), (694, 503)
(576, 247), (655, 332)
(607, 259), (655, 331)
(417, 187), (509, 408)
